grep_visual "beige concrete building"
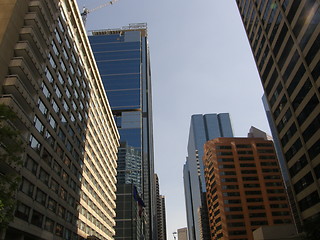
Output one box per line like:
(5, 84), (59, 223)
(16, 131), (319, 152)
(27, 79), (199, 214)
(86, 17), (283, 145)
(0, 0), (119, 239)
(253, 224), (301, 240)
(235, 0), (320, 229)
(177, 227), (188, 240)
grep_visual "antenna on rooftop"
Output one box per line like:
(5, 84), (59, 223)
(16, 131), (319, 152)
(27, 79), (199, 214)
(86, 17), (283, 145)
(81, 0), (119, 26)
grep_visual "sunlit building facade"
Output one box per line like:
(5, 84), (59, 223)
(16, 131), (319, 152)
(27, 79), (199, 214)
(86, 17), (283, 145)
(89, 24), (156, 240)
(183, 113), (233, 240)
(0, 0), (119, 240)
(204, 137), (292, 240)
(236, 0), (320, 228)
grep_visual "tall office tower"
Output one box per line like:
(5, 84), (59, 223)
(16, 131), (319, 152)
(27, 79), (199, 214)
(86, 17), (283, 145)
(203, 137), (293, 240)
(177, 227), (188, 240)
(155, 174), (167, 240)
(235, 0), (320, 227)
(0, 1), (119, 240)
(262, 95), (302, 230)
(89, 24), (155, 240)
(183, 113), (234, 240)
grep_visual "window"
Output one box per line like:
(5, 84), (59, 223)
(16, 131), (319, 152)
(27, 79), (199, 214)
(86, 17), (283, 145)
(294, 172), (314, 194)
(44, 217), (54, 232)
(303, 114), (320, 143)
(31, 210), (43, 227)
(236, 144), (251, 148)
(229, 230), (247, 236)
(245, 190), (261, 195)
(218, 158), (234, 163)
(240, 163), (256, 167)
(216, 145), (232, 150)
(247, 198), (263, 202)
(241, 170), (257, 174)
(217, 151), (232, 156)
(55, 223), (64, 237)
(308, 139), (320, 160)
(285, 138), (302, 161)
(45, 67), (54, 83)
(243, 176), (258, 181)
(53, 161), (62, 176)
(58, 129), (66, 142)
(25, 155), (38, 175)
(48, 114), (57, 130)
(50, 179), (59, 194)
(244, 183), (260, 188)
(225, 206), (242, 212)
(48, 198), (57, 212)
(60, 187), (67, 200)
(238, 150), (253, 154)
(256, 143), (273, 147)
(224, 199), (241, 204)
(226, 214), (243, 219)
(251, 220), (268, 226)
(281, 123), (297, 147)
(44, 130), (54, 147)
(29, 134), (41, 152)
(14, 203), (30, 224)
(62, 170), (69, 183)
(289, 155), (308, 177)
(222, 185), (239, 190)
(39, 168), (49, 185)
(219, 164), (235, 169)
(52, 99), (60, 114)
(267, 189), (284, 194)
(249, 212), (266, 218)
(272, 211), (290, 216)
(239, 156), (254, 161)
(223, 192), (240, 197)
(220, 171), (236, 176)
(41, 82), (51, 99)
(248, 205), (264, 210)
(20, 178), (34, 197)
(299, 191), (320, 211)
(49, 53), (56, 69)
(57, 205), (66, 218)
(35, 189), (47, 206)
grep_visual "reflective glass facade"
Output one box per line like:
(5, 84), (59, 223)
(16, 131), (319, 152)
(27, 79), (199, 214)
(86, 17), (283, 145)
(184, 113), (234, 240)
(236, 0), (320, 228)
(89, 25), (155, 240)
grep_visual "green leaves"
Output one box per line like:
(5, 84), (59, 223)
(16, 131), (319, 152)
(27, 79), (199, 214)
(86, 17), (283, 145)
(0, 104), (23, 231)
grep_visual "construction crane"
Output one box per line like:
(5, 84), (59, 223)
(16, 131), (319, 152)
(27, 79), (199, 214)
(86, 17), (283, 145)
(81, 0), (119, 25)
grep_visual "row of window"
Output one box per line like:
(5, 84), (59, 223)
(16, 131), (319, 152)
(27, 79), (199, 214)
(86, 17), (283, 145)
(15, 201), (76, 240)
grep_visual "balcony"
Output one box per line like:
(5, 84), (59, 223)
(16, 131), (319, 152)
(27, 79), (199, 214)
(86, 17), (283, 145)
(0, 96), (32, 131)
(2, 75), (35, 113)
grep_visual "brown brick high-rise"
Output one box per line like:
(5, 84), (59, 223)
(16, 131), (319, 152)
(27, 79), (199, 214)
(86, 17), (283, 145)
(204, 138), (292, 240)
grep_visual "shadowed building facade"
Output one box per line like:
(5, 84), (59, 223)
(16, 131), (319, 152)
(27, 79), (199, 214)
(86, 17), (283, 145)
(89, 24), (155, 240)
(0, 0), (119, 239)
(183, 113), (233, 240)
(204, 137), (292, 240)
(235, 0), (320, 228)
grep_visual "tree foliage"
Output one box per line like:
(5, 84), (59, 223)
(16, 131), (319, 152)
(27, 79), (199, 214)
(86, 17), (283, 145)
(0, 104), (23, 231)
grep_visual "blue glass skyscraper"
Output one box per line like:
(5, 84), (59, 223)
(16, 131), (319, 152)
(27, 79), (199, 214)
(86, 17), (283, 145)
(183, 113), (233, 240)
(89, 24), (155, 240)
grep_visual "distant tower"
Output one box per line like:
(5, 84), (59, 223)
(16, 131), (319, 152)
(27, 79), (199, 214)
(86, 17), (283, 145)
(204, 137), (293, 239)
(155, 174), (167, 240)
(183, 113), (233, 240)
(236, 0), (320, 228)
(89, 24), (155, 239)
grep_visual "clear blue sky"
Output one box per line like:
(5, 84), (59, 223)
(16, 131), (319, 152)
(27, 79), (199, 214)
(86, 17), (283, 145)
(76, 0), (271, 239)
